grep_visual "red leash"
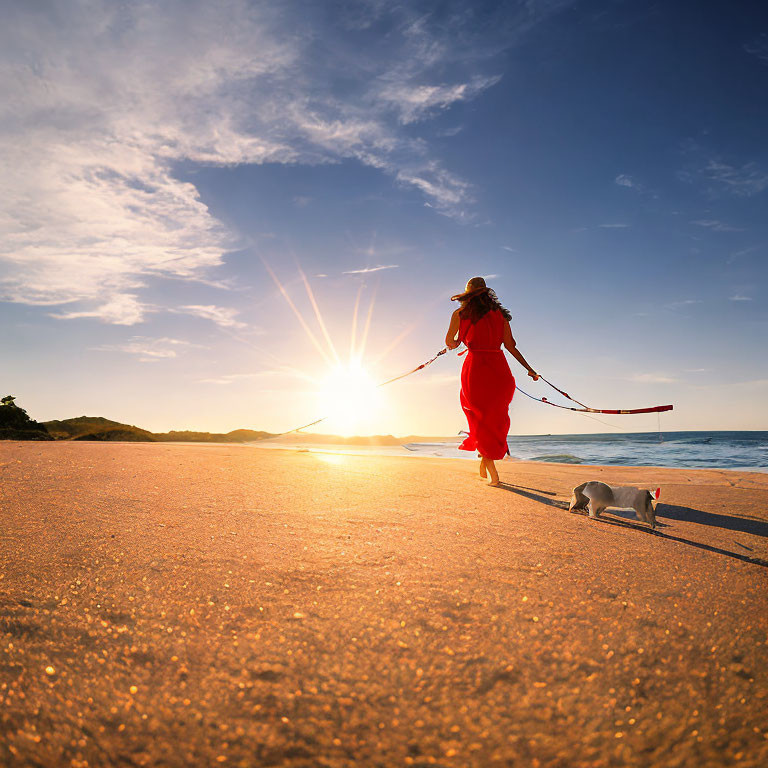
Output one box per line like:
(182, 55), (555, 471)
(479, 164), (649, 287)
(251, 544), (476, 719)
(517, 375), (673, 415)
(458, 348), (673, 415)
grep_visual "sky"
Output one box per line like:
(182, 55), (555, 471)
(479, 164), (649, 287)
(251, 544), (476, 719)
(1, 0), (767, 437)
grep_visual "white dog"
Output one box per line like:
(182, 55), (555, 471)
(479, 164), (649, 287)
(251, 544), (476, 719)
(569, 481), (659, 528)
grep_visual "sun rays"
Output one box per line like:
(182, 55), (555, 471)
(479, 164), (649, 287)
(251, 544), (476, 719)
(259, 257), (402, 434)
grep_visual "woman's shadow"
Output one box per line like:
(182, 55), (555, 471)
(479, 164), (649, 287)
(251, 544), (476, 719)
(497, 482), (768, 568)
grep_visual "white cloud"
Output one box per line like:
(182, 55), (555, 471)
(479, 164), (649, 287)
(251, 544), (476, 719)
(615, 174), (639, 189)
(744, 34), (768, 63)
(501, 246), (517, 252)
(629, 373), (678, 384)
(343, 265), (399, 275)
(690, 219), (744, 232)
(175, 304), (247, 328)
(727, 245), (762, 264)
(598, 223), (630, 229)
(396, 165), (474, 216)
(378, 75), (501, 124)
(667, 299), (702, 310)
(4, 0), (560, 323)
(51, 294), (147, 325)
(698, 160), (768, 197)
(93, 336), (199, 362)
(0, 0), (288, 323)
(729, 295), (753, 302)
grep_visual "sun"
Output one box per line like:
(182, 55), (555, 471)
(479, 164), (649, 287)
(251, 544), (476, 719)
(317, 362), (383, 436)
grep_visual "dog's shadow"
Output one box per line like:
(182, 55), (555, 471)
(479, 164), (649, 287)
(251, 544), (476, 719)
(655, 503), (768, 539)
(497, 483), (768, 568)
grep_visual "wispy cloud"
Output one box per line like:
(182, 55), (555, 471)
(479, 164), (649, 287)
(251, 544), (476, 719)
(690, 219), (744, 232)
(2, 1), (569, 323)
(727, 244), (762, 264)
(729, 295), (753, 302)
(598, 223), (630, 229)
(615, 174), (641, 190)
(629, 373), (678, 384)
(93, 336), (199, 362)
(343, 265), (399, 275)
(667, 299), (702, 310)
(50, 295), (147, 326)
(501, 246), (517, 252)
(200, 371), (285, 385)
(396, 165), (474, 216)
(175, 305), (247, 329)
(378, 75), (501, 125)
(744, 34), (768, 63)
(681, 158), (768, 198)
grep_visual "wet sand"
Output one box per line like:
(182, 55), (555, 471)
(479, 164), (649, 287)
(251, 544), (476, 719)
(1, 441), (767, 767)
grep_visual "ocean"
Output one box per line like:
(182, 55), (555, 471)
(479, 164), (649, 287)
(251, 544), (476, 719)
(259, 431), (768, 472)
(405, 431), (768, 472)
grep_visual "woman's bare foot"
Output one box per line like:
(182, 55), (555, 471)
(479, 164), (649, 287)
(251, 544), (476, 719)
(482, 456), (500, 486)
(479, 457), (487, 478)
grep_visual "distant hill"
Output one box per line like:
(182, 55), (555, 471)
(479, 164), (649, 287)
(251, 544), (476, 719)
(43, 416), (146, 440)
(25, 412), (455, 446)
(152, 429), (275, 443)
(40, 416), (276, 443)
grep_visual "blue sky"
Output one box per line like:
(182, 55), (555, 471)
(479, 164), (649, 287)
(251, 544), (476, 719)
(1, 0), (767, 435)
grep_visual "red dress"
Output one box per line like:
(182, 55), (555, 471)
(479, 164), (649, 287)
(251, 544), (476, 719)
(458, 309), (516, 460)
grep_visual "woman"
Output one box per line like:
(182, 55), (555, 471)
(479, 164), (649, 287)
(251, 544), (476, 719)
(445, 277), (539, 486)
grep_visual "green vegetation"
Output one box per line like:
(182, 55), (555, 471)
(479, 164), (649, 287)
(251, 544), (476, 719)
(34, 415), (276, 443)
(72, 428), (156, 442)
(0, 396), (53, 440)
(42, 416), (151, 440)
(153, 429), (274, 443)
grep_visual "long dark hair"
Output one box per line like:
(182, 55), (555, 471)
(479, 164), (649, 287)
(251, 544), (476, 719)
(451, 276), (511, 324)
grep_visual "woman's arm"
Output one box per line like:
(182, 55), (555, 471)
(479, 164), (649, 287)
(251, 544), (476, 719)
(445, 309), (461, 349)
(503, 321), (539, 380)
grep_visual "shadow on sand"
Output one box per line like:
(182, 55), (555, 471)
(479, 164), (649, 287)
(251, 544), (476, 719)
(655, 503), (768, 538)
(497, 483), (768, 569)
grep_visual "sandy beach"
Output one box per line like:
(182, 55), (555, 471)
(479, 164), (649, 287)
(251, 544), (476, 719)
(1, 441), (767, 767)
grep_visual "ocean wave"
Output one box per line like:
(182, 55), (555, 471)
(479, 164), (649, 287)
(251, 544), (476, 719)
(527, 453), (583, 464)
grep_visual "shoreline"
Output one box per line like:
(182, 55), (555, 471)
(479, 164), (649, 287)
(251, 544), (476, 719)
(5, 435), (766, 473)
(249, 439), (768, 474)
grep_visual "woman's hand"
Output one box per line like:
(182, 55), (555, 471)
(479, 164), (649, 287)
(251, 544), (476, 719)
(446, 339), (460, 350)
(527, 369), (540, 381)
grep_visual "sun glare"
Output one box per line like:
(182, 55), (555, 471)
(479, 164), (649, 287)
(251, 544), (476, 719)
(317, 363), (383, 435)
(263, 260), (402, 436)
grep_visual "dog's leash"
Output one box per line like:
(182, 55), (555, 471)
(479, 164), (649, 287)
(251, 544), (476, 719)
(515, 383), (673, 415)
(455, 347), (673, 415)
